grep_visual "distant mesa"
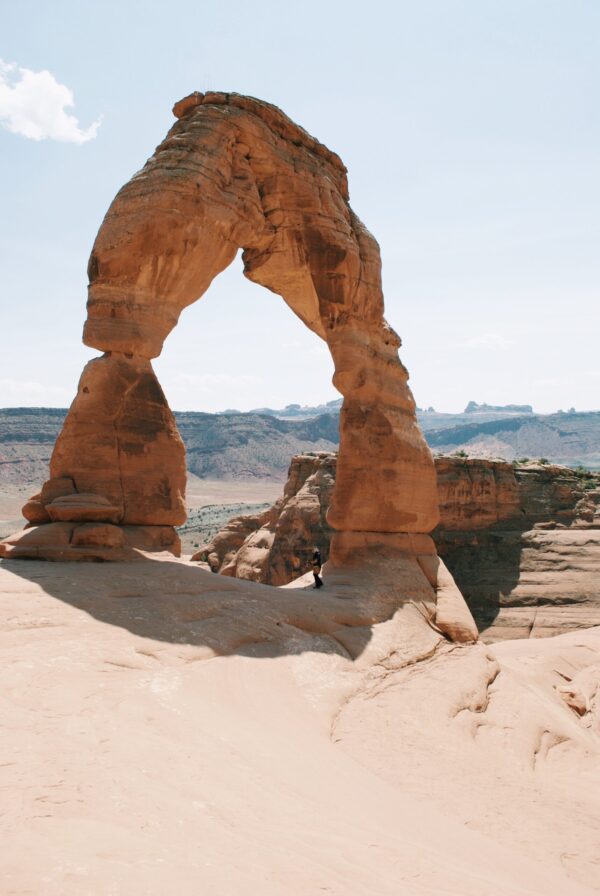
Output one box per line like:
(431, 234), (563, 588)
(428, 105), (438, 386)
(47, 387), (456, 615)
(1, 406), (599, 500)
(246, 398), (343, 419)
(464, 401), (534, 414)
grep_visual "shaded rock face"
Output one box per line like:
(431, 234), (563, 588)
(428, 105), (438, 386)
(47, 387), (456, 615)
(199, 453), (600, 639)
(2, 90), (439, 561)
(46, 356), (186, 527)
(434, 458), (600, 639)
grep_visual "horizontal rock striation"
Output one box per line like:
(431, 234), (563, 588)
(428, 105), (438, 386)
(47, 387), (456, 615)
(435, 457), (600, 639)
(2, 89), (446, 601)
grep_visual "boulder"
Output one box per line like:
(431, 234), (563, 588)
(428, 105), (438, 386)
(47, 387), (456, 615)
(21, 498), (50, 524)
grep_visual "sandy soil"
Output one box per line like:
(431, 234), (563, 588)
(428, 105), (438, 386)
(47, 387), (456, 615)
(178, 501), (272, 553)
(0, 556), (598, 895)
(0, 484), (29, 539)
(186, 473), (284, 510)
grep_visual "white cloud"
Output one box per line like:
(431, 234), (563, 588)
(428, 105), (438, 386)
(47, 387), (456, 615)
(0, 59), (100, 143)
(460, 333), (515, 350)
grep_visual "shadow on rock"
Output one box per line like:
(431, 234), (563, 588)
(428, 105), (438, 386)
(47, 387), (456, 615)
(0, 555), (430, 663)
(436, 525), (526, 633)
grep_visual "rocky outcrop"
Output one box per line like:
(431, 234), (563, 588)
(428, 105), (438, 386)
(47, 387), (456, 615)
(198, 453), (600, 640)
(2, 89), (446, 607)
(198, 452), (335, 583)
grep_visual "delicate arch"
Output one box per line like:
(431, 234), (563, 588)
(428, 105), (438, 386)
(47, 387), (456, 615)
(12, 92), (439, 558)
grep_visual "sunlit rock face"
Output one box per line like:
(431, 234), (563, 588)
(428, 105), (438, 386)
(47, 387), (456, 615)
(3, 91), (440, 560)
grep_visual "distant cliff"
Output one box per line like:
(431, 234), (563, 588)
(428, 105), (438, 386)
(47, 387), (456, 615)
(1, 405), (599, 492)
(0, 408), (338, 487)
(425, 411), (600, 467)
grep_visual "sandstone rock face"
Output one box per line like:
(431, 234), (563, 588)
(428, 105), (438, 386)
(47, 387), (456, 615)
(47, 356), (186, 526)
(434, 459), (600, 639)
(2, 91), (439, 561)
(196, 452), (335, 583)
(0, 521), (180, 561)
(200, 453), (600, 640)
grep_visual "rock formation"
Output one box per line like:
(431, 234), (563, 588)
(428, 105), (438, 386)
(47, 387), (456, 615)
(1, 91), (473, 640)
(435, 457), (600, 639)
(197, 453), (600, 639)
(200, 452), (336, 583)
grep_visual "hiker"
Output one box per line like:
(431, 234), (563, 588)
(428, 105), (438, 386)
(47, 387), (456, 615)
(312, 547), (323, 589)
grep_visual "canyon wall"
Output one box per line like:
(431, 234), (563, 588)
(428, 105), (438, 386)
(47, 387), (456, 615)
(196, 454), (600, 639)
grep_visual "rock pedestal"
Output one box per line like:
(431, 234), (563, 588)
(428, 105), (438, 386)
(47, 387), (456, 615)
(1, 92), (440, 567)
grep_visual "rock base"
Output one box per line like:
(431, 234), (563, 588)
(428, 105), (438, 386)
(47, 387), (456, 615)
(328, 532), (479, 644)
(0, 523), (181, 561)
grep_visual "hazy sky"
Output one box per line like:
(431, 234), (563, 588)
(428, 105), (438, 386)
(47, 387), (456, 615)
(1, 0), (598, 414)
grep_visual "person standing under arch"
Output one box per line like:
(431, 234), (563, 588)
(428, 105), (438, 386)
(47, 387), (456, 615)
(312, 547), (323, 589)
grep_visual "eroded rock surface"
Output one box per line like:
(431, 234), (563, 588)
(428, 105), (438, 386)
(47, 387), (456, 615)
(0, 559), (597, 894)
(199, 452), (335, 584)
(2, 91), (439, 562)
(198, 453), (600, 639)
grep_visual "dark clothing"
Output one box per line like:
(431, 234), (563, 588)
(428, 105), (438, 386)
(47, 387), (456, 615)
(312, 549), (323, 589)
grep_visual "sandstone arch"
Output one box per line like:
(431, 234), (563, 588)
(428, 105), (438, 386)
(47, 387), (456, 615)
(3, 92), (452, 588)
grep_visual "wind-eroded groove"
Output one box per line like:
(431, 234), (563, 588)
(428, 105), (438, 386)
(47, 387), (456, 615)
(329, 639), (454, 741)
(533, 730), (569, 769)
(451, 660), (501, 719)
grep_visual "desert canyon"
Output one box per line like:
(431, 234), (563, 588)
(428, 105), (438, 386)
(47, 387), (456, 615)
(1, 93), (599, 895)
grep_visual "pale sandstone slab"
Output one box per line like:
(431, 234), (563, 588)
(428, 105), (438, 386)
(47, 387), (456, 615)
(0, 559), (597, 894)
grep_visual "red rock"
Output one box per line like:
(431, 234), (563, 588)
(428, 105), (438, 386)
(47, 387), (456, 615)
(172, 91), (204, 118)
(46, 493), (122, 523)
(0, 523), (75, 559)
(82, 92), (437, 531)
(0, 521), (181, 561)
(71, 523), (125, 548)
(43, 355), (186, 527)
(200, 453), (600, 640)
(40, 476), (76, 505)
(122, 525), (181, 556)
(10, 92), (439, 559)
(22, 499), (50, 524)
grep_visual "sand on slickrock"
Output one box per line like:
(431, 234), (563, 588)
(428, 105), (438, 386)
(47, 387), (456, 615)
(1, 556), (598, 895)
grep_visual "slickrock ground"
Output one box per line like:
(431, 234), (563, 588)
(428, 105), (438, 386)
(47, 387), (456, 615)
(1, 557), (598, 894)
(196, 454), (600, 640)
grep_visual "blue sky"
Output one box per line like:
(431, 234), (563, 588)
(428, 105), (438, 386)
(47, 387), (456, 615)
(1, 0), (598, 413)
